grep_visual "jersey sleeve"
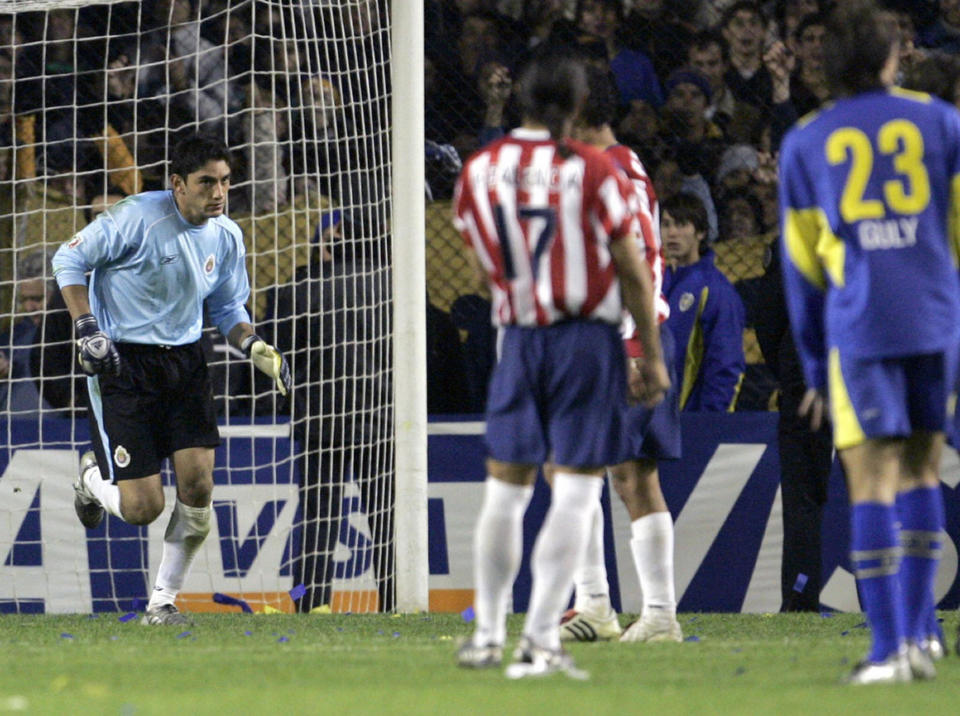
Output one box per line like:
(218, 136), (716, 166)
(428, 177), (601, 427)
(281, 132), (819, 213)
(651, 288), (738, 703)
(778, 132), (828, 390)
(207, 228), (252, 337)
(51, 199), (143, 288)
(699, 279), (746, 411)
(591, 156), (639, 244)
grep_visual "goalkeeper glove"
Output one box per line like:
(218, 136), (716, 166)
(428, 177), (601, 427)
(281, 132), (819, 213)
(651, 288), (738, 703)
(75, 313), (121, 376)
(242, 334), (291, 396)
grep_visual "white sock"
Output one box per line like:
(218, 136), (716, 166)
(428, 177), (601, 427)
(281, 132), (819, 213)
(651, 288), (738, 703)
(572, 497), (610, 613)
(473, 477), (534, 646)
(83, 464), (123, 518)
(523, 472), (604, 650)
(148, 499), (211, 609)
(630, 511), (677, 614)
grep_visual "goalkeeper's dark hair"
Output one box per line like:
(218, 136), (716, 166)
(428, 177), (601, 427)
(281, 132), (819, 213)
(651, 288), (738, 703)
(517, 52), (587, 158)
(822, 0), (898, 97)
(578, 65), (619, 130)
(170, 134), (233, 179)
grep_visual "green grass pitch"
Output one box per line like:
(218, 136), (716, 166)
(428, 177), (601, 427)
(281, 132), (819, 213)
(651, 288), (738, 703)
(0, 612), (958, 714)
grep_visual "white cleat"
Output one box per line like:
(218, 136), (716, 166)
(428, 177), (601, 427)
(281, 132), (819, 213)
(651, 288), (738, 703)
(141, 603), (192, 626)
(559, 607), (622, 642)
(906, 642), (937, 681)
(926, 632), (947, 662)
(619, 609), (683, 643)
(456, 638), (503, 669)
(844, 649), (912, 685)
(505, 636), (589, 680)
(73, 451), (104, 529)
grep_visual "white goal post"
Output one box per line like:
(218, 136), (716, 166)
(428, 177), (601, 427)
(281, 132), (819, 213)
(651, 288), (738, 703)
(0, 0), (427, 614)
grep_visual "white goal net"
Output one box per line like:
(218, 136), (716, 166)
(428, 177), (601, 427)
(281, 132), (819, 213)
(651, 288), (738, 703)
(0, 0), (425, 615)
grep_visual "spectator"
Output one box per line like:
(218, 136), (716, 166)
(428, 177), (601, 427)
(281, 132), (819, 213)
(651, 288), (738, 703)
(714, 143), (760, 197)
(240, 80), (289, 214)
(918, 0), (960, 54)
(787, 12), (829, 116)
(547, 0), (664, 108)
(903, 50), (960, 108)
(770, 0), (824, 48)
(659, 68), (726, 183)
(652, 151), (719, 242)
(622, 0), (696, 82)
(720, 1), (774, 108)
(282, 214), (395, 613)
(661, 192), (745, 411)
(0, 250), (54, 415)
(754, 244), (833, 611)
(689, 31), (738, 131)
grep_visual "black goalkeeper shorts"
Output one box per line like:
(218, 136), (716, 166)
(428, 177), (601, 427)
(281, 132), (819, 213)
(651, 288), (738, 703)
(87, 340), (220, 482)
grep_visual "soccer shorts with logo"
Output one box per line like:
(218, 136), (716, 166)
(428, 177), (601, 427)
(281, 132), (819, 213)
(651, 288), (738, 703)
(828, 347), (958, 451)
(87, 340), (221, 481)
(619, 324), (681, 462)
(485, 321), (627, 467)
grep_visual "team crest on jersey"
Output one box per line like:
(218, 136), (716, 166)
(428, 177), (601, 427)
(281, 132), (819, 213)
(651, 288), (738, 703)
(113, 445), (131, 468)
(204, 254), (216, 274)
(679, 292), (695, 312)
(67, 234), (84, 249)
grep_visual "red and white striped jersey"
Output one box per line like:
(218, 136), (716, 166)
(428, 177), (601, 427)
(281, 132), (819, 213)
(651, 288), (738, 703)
(604, 144), (670, 357)
(453, 128), (640, 327)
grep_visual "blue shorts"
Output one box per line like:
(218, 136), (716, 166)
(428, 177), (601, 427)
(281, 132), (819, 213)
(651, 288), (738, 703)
(485, 321), (626, 468)
(829, 347), (958, 450)
(619, 324), (682, 462)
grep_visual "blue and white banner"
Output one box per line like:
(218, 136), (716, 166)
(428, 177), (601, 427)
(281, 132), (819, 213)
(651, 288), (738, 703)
(2, 415), (959, 613)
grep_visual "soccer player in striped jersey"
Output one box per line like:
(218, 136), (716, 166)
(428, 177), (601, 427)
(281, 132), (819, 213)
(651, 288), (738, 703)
(558, 66), (683, 645)
(779, 0), (960, 684)
(452, 53), (670, 679)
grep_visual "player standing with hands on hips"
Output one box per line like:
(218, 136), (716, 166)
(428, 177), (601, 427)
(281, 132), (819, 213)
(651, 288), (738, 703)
(453, 52), (669, 679)
(53, 135), (291, 626)
(779, 0), (960, 684)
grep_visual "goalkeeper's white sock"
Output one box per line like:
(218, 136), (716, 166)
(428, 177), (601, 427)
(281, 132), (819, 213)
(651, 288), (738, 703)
(572, 498), (611, 614)
(524, 473), (604, 650)
(148, 499), (211, 609)
(473, 477), (533, 647)
(630, 511), (677, 615)
(83, 464), (122, 519)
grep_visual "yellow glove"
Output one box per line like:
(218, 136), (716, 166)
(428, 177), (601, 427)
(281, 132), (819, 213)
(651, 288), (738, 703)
(242, 335), (291, 396)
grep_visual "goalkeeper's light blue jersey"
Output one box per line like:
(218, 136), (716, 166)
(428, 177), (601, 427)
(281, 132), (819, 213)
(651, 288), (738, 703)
(52, 190), (250, 345)
(778, 87), (960, 390)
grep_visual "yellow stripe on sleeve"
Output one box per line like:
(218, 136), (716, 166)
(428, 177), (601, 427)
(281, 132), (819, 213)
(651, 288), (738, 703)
(949, 174), (960, 268)
(783, 207), (846, 289)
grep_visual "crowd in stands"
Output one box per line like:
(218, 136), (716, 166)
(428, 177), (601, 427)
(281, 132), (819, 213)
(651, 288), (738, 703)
(3, 0), (960, 418)
(0, 0), (390, 418)
(424, 0), (960, 415)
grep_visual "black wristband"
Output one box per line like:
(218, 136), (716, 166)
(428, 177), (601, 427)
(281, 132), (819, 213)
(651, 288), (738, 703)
(74, 313), (99, 339)
(240, 334), (261, 357)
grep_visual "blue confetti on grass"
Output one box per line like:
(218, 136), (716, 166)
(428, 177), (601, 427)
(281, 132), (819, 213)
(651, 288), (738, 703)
(118, 612), (137, 623)
(289, 584), (307, 601)
(731, 648), (742, 653)
(854, 622), (868, 629)
(792, 573), (808, 593)
(336, 627), (344, 632)
(110, 636), (119, 641)
(60, 632), (74, 639)
(176, 631), (192, 639)
(734, 666), (746, 676)
(243, 631), (252, 636)
(213, 592), (253, 614)
(841, 631), (850, 637)
(684, 635), (700, 642)
(819, 611), (835, 618)
(392, 632), (400, 638)
(461, 606), (475, 623)
(687, 616), (699, 623)
(277, 636), (289, 643)
(87, 614), (99, 619)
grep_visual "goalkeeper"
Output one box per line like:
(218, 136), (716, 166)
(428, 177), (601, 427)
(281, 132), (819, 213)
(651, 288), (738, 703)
(51, 134), (291, 626)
